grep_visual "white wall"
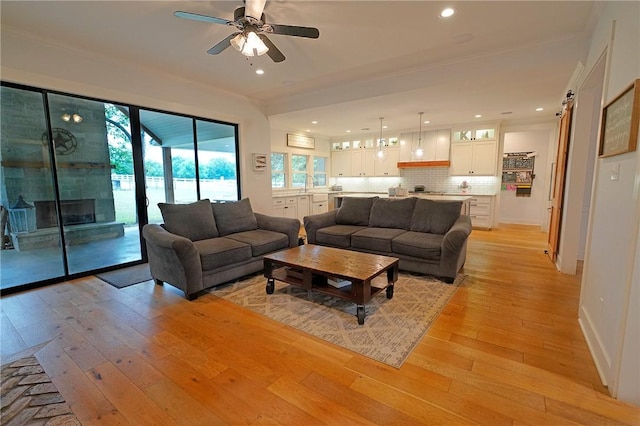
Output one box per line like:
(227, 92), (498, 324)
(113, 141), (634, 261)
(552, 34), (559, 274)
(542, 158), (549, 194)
(0, 28), (275, 214)
(499, 129), (553, 227)
(576, 1), (640, 405)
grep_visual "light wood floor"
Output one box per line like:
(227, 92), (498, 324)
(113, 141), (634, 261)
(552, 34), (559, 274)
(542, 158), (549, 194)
(2, 224), (639, 425)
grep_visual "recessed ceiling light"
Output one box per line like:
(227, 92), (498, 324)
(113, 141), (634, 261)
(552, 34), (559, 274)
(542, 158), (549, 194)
(475, 114), (482, 118)
(305, 129), (311, 132)
(311, 120), (318, 124)
(536, 107), (544, 111)
(424, 120), (430, 124)
(255, 69), (264, 75)
(383, 125), (388, 129)
(440, 7), (455, 18)
(346, 130), (351, 133)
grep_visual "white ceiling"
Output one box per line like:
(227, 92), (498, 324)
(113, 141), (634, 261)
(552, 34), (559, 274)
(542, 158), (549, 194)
(1, 1), (598, 138)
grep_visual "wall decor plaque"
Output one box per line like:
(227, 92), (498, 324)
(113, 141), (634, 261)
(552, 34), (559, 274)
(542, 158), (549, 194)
(599, 79), (639, 158)
(287, 133), (315, 149)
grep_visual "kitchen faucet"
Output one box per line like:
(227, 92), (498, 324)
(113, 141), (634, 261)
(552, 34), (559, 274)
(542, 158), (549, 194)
(303, 174), (314, 193)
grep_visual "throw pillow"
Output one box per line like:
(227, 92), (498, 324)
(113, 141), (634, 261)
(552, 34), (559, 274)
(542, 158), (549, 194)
(211, 198), (258, 236)
(368, 197), (417, 230)
(335, 197), (378, 226)
(158, 199), (219, 241)
(410, 199), (462, 234)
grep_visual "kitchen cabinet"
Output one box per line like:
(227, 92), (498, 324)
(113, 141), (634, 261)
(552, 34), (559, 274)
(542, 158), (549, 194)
(374, 147), (399, 176)
(399, 129), (450, 162)
(331, 150), (351, 177)
(297, 195), (310, 222)
(350, 149), (376, 176)
(311, 193), (329, 215)
(449, 140), (497, 176)
(272, 197), (298, 220)
(468, 195), (494, 229)
(452, 126), (497, 142)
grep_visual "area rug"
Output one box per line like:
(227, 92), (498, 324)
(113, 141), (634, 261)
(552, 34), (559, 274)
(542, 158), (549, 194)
(209, 272), (465, 368)
(96, 263), (152, 289)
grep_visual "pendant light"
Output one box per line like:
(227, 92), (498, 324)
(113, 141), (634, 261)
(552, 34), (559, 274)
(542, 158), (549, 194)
(377, 117), (384, 158)
(415, 112), (424, 158)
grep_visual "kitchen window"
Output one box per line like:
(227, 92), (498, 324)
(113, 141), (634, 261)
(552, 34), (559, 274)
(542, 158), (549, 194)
(314, 156), (327, 187)
(291, 154), (309, 189)
(271, 152), (286, 188)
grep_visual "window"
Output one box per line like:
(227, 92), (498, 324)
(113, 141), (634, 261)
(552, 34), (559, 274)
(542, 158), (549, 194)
(291, 154), (309, 189)
(314, 156), (327, 187)
(271, 152), (286, 188)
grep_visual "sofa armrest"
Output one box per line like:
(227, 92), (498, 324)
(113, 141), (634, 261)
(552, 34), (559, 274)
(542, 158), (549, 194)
(442, 215), (472, 253)
(142, 224), (203, 297)
(303, 210), (338, 244)
(255, 213), (300, 247)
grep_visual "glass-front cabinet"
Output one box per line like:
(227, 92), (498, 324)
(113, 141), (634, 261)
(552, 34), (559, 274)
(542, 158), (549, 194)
(452, 125), (497, 142)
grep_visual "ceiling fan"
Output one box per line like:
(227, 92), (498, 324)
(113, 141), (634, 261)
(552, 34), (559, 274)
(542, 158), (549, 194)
(175, 0), (319, 63)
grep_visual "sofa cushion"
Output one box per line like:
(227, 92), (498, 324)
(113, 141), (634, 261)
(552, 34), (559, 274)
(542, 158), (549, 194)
(211, 198), (258, 236)
(226, 229), (289, 257)
(410, 199), (462, 234)
(158, 199), (219, 241)
(316, 225), (366, 248)
(352, 227), (407, 253)
(369, 197), (417, 230)
(193, 237), (252, 270)
(392, 231), (443, 261)
(335, 197), (378, 226)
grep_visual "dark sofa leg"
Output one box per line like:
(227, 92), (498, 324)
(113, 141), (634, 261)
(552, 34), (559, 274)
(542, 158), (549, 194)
(154, 279), (164, 286)
(186, 292), (198, 301)
(443, 276), (455, 284)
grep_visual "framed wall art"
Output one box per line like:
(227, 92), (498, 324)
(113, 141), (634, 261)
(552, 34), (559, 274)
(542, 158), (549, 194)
(287, 133), (315, 149)
(252, 153), (267, 171)
(599, 79), (640, 158)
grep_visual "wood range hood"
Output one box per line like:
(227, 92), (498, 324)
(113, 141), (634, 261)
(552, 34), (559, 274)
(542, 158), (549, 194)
(396, 161), (450, 168)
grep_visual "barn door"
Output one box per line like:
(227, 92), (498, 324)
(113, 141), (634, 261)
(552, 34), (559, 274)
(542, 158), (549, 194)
(547, 101), (573, 262)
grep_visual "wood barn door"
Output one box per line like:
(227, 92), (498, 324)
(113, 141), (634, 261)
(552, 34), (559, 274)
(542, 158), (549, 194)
(547, 101), (573, 262)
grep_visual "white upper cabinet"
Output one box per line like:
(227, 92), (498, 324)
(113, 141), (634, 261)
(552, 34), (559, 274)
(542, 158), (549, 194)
(452, 125), (497, 142)
(374, 147), (399, 176)
(399, 129), (450, 162)
(331, 149), (351, 177)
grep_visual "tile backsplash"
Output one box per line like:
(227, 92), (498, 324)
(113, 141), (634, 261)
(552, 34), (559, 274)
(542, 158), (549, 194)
(332, 168), (499, 195)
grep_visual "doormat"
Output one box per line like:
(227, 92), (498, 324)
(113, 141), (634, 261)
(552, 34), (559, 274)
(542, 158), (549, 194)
(209, 272), (465, 368)
(96, 263), (152, 289)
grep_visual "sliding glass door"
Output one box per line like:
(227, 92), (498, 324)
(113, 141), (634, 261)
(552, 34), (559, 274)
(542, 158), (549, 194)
(0, 86), (66, 288)
(0, 82), (240, 293)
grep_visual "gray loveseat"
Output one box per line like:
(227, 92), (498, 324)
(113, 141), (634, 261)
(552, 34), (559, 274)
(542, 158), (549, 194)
(303, 196), (472, 283)
(142, 198), (300, 300)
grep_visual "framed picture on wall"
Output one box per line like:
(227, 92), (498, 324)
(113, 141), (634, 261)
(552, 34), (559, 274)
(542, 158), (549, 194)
(599, 79), (640, 158)
(287, 133), (315, 149)
(252, 153), (267, 171)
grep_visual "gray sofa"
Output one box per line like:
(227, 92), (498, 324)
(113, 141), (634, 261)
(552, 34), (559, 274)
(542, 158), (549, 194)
(303, 196), (472, 283)
(142, 198), (300, 300)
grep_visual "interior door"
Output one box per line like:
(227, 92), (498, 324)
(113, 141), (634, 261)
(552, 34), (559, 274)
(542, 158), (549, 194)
(547, 101), (573, 262)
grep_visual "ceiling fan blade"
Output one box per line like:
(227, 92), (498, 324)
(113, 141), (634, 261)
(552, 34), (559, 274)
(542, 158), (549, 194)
(268, 24), (319, 39)
(258, 34), (285, 63)
(244, 0), (267, 21)
(207, 33), (239, 55)
(174, 11), (232, 26)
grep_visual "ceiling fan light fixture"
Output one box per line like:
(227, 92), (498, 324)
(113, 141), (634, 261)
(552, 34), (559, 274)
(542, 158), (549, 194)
(231, 31), (269, 57)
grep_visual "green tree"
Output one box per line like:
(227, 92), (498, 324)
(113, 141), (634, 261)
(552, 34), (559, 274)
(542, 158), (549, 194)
(201, 158), (236, 179)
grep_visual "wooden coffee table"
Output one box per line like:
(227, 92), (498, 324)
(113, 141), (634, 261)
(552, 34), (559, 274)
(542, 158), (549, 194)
(263, 244), (399, 325)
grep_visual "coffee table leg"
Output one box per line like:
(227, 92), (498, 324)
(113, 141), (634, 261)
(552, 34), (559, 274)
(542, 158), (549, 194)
(356, 305), (366, 325)
(386, 284), (394, 299)
(266, 278), (275, 295)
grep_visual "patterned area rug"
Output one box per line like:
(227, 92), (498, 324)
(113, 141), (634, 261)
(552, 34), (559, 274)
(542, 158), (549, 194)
(210, 272), (464, 368)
